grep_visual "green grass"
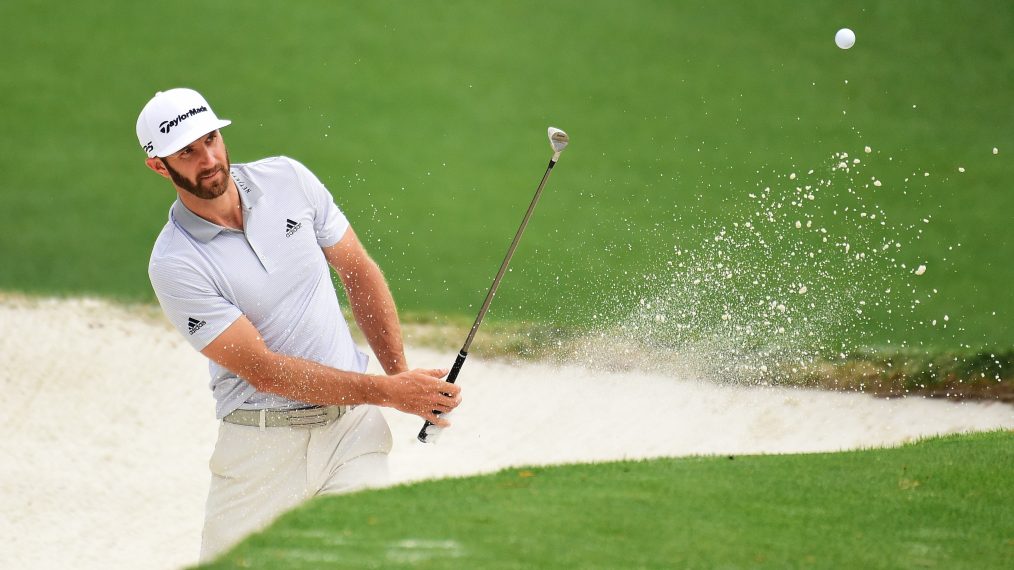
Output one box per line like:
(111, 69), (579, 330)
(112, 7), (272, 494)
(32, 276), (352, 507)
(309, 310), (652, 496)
(199, 431), (1014, 569)
(1, 0), (1011, 352)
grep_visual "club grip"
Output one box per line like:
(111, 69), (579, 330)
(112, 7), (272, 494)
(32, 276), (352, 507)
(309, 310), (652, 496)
(417, 350), (468, 442)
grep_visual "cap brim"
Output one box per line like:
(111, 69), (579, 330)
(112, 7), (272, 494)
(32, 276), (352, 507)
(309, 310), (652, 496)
(157, 119), (232, 157)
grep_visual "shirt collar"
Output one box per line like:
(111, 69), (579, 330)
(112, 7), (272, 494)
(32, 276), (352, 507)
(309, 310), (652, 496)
(170, 166), (264, 243)
(232, 164), (264, 209)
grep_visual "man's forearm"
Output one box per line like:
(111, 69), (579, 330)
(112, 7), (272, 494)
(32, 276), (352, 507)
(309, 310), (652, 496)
(254, 352), (388, 406)
(202, 323), (390, 406)
(201, 312), (458, 424)
(324, 228), (409, 376)
(344, 261), (408, 375)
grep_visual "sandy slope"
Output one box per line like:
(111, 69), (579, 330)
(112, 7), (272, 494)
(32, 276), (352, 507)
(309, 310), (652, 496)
(1, 296), (1011, 570)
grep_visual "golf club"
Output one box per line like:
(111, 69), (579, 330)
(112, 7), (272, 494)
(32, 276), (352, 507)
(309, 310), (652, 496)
(418, 126), (570, 443)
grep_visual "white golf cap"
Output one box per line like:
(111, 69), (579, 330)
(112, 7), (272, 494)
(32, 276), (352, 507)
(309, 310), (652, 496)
(136, 88), (231, 158)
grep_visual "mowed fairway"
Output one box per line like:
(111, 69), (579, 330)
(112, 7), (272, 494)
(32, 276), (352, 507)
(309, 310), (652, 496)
(200, 431), (1014, 569)
(1, 1), (1011, 351)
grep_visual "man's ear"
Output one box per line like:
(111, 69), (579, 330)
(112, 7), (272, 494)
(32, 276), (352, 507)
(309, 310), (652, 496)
(145, 157), (172, 180)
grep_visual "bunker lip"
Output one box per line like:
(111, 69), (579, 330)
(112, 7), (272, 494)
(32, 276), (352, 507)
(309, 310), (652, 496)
(2, 294), (1012, 570)
(390, 317), (1014, 404)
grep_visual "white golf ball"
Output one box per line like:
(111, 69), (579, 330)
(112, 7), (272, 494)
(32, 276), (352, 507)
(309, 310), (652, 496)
(835, 28), (856, 49)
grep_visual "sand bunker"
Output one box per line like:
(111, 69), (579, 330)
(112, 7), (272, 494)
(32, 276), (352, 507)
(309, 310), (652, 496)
(2, 296), (1010, 569)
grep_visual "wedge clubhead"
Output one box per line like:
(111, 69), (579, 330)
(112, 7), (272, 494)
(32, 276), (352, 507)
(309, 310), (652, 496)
(549, 127), (569, 160)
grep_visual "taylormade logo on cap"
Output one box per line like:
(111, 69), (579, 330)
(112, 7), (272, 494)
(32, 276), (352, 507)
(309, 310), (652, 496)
(136, 88), (231, 158)
(159, 106), (209, 134)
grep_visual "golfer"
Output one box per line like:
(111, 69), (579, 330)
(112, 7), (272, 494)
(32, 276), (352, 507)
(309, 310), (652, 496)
(136, 88), (461, 561)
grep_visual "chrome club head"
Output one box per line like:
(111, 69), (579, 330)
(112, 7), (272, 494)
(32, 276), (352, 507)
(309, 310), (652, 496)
(548, 127), (569, 160)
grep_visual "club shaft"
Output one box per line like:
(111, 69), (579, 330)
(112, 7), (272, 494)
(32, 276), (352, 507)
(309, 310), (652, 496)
(418, 157), (558, 443)
(461, 158), (557, 353)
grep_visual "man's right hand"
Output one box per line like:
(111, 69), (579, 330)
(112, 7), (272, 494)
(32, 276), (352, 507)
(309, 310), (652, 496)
(379, 368), (462, 427)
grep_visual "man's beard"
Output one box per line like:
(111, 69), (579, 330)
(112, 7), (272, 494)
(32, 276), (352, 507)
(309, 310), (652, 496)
(161, 151), (231, 200)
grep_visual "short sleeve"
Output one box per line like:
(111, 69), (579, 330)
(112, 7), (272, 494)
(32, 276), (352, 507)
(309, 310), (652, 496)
(149, 258), (243, 351)
(288, 158), (350, 248)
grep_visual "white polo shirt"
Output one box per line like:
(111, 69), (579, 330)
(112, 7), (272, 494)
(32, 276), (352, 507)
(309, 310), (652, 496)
(148, 156), (368, 419)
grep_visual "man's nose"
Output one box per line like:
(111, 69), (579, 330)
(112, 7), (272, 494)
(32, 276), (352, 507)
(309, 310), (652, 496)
(195, 144), (217, 169)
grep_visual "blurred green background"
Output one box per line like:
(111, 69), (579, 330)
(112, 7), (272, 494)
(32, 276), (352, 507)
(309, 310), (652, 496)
(1, 0), (1011, 351)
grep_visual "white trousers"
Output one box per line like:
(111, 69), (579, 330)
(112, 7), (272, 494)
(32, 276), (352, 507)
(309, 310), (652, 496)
(199, 405), (393, 562)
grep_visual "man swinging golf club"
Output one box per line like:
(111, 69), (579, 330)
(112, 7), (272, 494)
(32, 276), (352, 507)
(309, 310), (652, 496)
(137, 87), (461, 561)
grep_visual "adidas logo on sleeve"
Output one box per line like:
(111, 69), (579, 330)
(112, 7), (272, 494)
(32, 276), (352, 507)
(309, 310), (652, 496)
(188, 317), (207, 335)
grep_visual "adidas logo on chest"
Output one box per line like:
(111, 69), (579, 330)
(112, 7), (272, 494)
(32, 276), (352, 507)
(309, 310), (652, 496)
(285, 218), (303, 237)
